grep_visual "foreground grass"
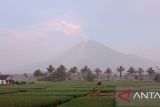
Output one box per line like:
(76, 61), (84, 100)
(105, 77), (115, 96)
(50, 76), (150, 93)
(59, 96), (115, 107)
(0, 81), (95, 107)
(0, 81), (160, 107)
(0, 96), (72, 107)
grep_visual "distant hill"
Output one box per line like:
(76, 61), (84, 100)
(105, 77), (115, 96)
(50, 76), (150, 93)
(47, 40), (157, 69)
(11, 40), (158, 73)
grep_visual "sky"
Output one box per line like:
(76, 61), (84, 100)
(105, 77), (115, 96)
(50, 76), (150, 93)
(0, 0), (160, 72)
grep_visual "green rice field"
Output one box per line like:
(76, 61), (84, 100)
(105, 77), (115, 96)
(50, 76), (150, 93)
(0, 81), (160, 107)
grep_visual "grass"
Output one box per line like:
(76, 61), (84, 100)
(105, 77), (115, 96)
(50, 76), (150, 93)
(0, 81), (95, 107)
(0, 81), (160, 107)
(59, 96), (115, 107)
(0, 96), (72, 107)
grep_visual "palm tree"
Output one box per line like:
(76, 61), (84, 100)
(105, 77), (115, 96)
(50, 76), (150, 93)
(94, 68), (102, 80)
(33, 69), (42, 80)
(47, 65), (55, 77)
(127, 67), (136, 80)
(23, 73), (28, 80)
(136, 67), (144, 80)
(54, 65), (67, 81)
(146, 67), (155, 80)
(68, 66), (78, 74)
(68, 66), (78, 80)
(117, 66), (125, 79)
(80, 66), (91, 80)
(105, 67), (112, 80)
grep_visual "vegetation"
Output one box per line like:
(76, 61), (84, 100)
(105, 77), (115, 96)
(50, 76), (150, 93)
(127, 67), (136, 80)
(47, 65), (55, 78)
(154, 73), (160, 82)
(116, 66), (125, 79)
(54, 65), (67, 81)
(1, 64), (160, 107)
(146, 67), (155, 80)
(94, 68), (102, 80)
(0, 81), (95, 107)
(32, 64), (160, 82)
(68, 66), (78, 80)
(136, 67), (144, 80)
(104, 67), (112, 80)
(0, 81), (160, 107)
(33, 69), (42, 80)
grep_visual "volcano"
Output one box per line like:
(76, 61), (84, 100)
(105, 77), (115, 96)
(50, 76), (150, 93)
(51, 40), (156, 69)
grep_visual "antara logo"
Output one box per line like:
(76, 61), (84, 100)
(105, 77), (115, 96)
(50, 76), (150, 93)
(116, 89), (160, 103)
(133, 91), (160, 99)
(116, 89), (132, 103)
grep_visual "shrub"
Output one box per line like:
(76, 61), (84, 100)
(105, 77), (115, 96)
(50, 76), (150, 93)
(20, 81), (27, 84)
(13, 81), (28, 85)
(154, 73), (160, 82)
(14, 81), (20, 85)
(28, 81), (35, 84)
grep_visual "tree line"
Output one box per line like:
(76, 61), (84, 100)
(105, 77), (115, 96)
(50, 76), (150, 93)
(33, 65), (160, 82)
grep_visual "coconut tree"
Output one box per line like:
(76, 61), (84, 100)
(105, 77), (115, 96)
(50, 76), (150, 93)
(54, 65), (67, 81)
(80, 66), (92, 80)
(117, 66), (125, 79)
(105, 67), (112, 80)
(33, 69), (42, 80)
(80, 66), (87, 78)
(47, 65), (55, 77)
(127, 67), (136, 80)
(94, 68), (102, 80)
(146, 67), (155, 80)
(68, 66), (78, 74)
(68, 66), (78, 80)
(23, 73), (28, 80)
(136, 67), (144, 81)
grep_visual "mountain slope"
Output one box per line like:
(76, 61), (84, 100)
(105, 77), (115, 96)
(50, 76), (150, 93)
(50, 40), (156, 69)
(11, 40), (157, 73)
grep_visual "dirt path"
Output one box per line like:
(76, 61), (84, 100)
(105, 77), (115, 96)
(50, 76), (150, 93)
(88, 90), (108, 96)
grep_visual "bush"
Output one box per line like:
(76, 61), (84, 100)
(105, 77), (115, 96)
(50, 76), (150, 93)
(154, 73), (160, 82)
(14, 81), (20, 85)
(85, 72), (96, 82)
(20, 81), (27, 84)
(13, 81), (28, 85)
(28, 81), (35, 84)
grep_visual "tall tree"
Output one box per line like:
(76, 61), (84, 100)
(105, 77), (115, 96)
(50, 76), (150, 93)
(86, 70), (95, 82)
(117, 66), (125, 79)
(136, 67), (144, 80)
(127, 67), (136, 80)
(146, 67), (155, 80)
(154, 73), (160, 82)
(33, 69), (42, 80)
(80, 66), (93, 81)
(23, 73), (28, 80)
(105, 67), (112, 80)
(54, 65), (67, 81)
(47, 65), (55, 77)
(68, 66), (78, 74)
(68, 66), (78, 80)
(94, 68), (102, 80)
(80, 66), (89, 80)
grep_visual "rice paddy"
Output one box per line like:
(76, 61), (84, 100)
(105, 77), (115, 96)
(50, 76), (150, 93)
(0, 81), (160, 107)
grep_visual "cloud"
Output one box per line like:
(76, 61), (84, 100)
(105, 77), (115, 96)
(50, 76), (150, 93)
(0, 19), (88, 43)
(55, 20), (82, 36)
(0, 29), (43, 43)
(43, 19), (88, 41)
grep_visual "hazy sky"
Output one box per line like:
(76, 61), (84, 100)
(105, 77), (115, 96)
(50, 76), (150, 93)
(0, 0), (160, 71)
